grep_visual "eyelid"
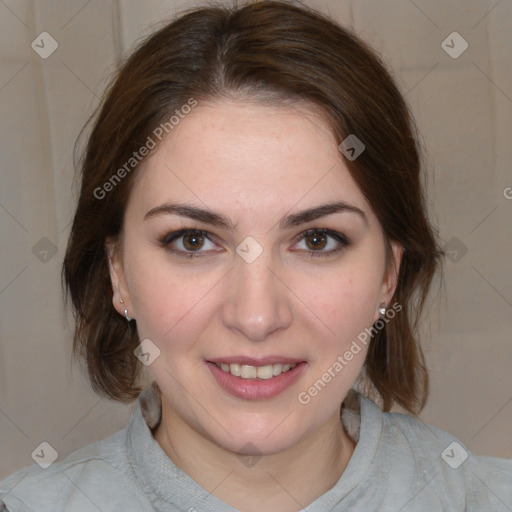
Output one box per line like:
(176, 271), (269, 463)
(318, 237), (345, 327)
(295, 228), (349, 245)
(159, 228), (212, 246)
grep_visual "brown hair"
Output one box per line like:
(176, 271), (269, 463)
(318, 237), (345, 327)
(62, 0), (443, 414)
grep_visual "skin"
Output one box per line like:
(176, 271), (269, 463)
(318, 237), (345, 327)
(107, 99), (402, 512)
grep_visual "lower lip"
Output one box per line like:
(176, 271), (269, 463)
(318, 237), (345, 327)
(206, 361), (307, 400)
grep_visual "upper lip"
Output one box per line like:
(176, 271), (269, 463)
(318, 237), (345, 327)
(207, 356), (305, 366)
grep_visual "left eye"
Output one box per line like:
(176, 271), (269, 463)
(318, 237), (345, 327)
(292, 229), (349, 255)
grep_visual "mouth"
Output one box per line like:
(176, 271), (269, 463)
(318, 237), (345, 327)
(206, 358), (307, 400)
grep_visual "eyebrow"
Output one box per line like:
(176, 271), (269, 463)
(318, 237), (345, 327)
(143, 201), (367, 229)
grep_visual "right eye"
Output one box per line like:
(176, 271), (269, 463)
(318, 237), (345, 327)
(159, 229), (220, 258)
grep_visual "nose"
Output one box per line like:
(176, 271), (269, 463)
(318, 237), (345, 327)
(221, 252), (293, 342)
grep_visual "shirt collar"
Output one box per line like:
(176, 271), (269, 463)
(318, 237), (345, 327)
(125, 384), (384, 511)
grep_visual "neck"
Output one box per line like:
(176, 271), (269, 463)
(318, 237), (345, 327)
(153, 399), (356, 512)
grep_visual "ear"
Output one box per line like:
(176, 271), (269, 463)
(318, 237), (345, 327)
(105, 236), (134, 319)
(378, 241), (403, 313)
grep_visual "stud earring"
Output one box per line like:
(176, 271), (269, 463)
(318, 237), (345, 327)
(119, 298), (133, 322)
(378, 304), (386, 316)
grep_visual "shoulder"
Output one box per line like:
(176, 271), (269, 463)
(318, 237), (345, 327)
(377, 401), (512, 509)
(0, 430), (150, 512)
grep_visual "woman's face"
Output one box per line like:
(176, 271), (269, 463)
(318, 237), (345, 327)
(108, 99), (401, 455)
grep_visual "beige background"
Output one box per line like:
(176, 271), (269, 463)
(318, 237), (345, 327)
(0, 0), (511, 479)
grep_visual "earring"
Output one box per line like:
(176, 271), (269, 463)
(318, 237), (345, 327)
(378, 304), (386, 316)
(119, 298), (133, 322)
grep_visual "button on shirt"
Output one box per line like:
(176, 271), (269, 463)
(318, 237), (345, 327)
(1, 385), (511, 511)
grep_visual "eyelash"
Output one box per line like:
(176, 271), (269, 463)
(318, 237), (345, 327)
(158, 228), (350, 259)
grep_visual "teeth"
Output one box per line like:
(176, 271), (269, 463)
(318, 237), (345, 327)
(256, 365), (274, 380)
(217, 362), (298, 379)
(230, 363), (241, 377)
(272, 363), (283, 376)
(241, 365), (257, 378)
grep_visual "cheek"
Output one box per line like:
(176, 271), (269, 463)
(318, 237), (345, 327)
(125, 251), (219, 344)
(295, 265), (383, 341)
(292, 270), (380, 408)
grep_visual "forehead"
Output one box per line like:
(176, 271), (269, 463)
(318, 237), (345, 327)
(129, 100), (369, 217)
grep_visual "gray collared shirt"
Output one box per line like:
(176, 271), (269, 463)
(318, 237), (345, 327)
(1, 385), (511, 511)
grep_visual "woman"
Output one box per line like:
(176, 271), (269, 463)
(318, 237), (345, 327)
(1, 1), (510, 510)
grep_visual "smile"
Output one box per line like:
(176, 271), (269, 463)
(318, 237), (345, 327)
(215, 362), (298, 379)
(206, 360), (307, 400)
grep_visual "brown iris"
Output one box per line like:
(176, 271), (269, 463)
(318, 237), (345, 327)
(304, 231), (327, 251)
(182, 232), (205, 251)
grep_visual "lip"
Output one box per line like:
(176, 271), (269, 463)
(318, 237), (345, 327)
(206, 360), (307, 400)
